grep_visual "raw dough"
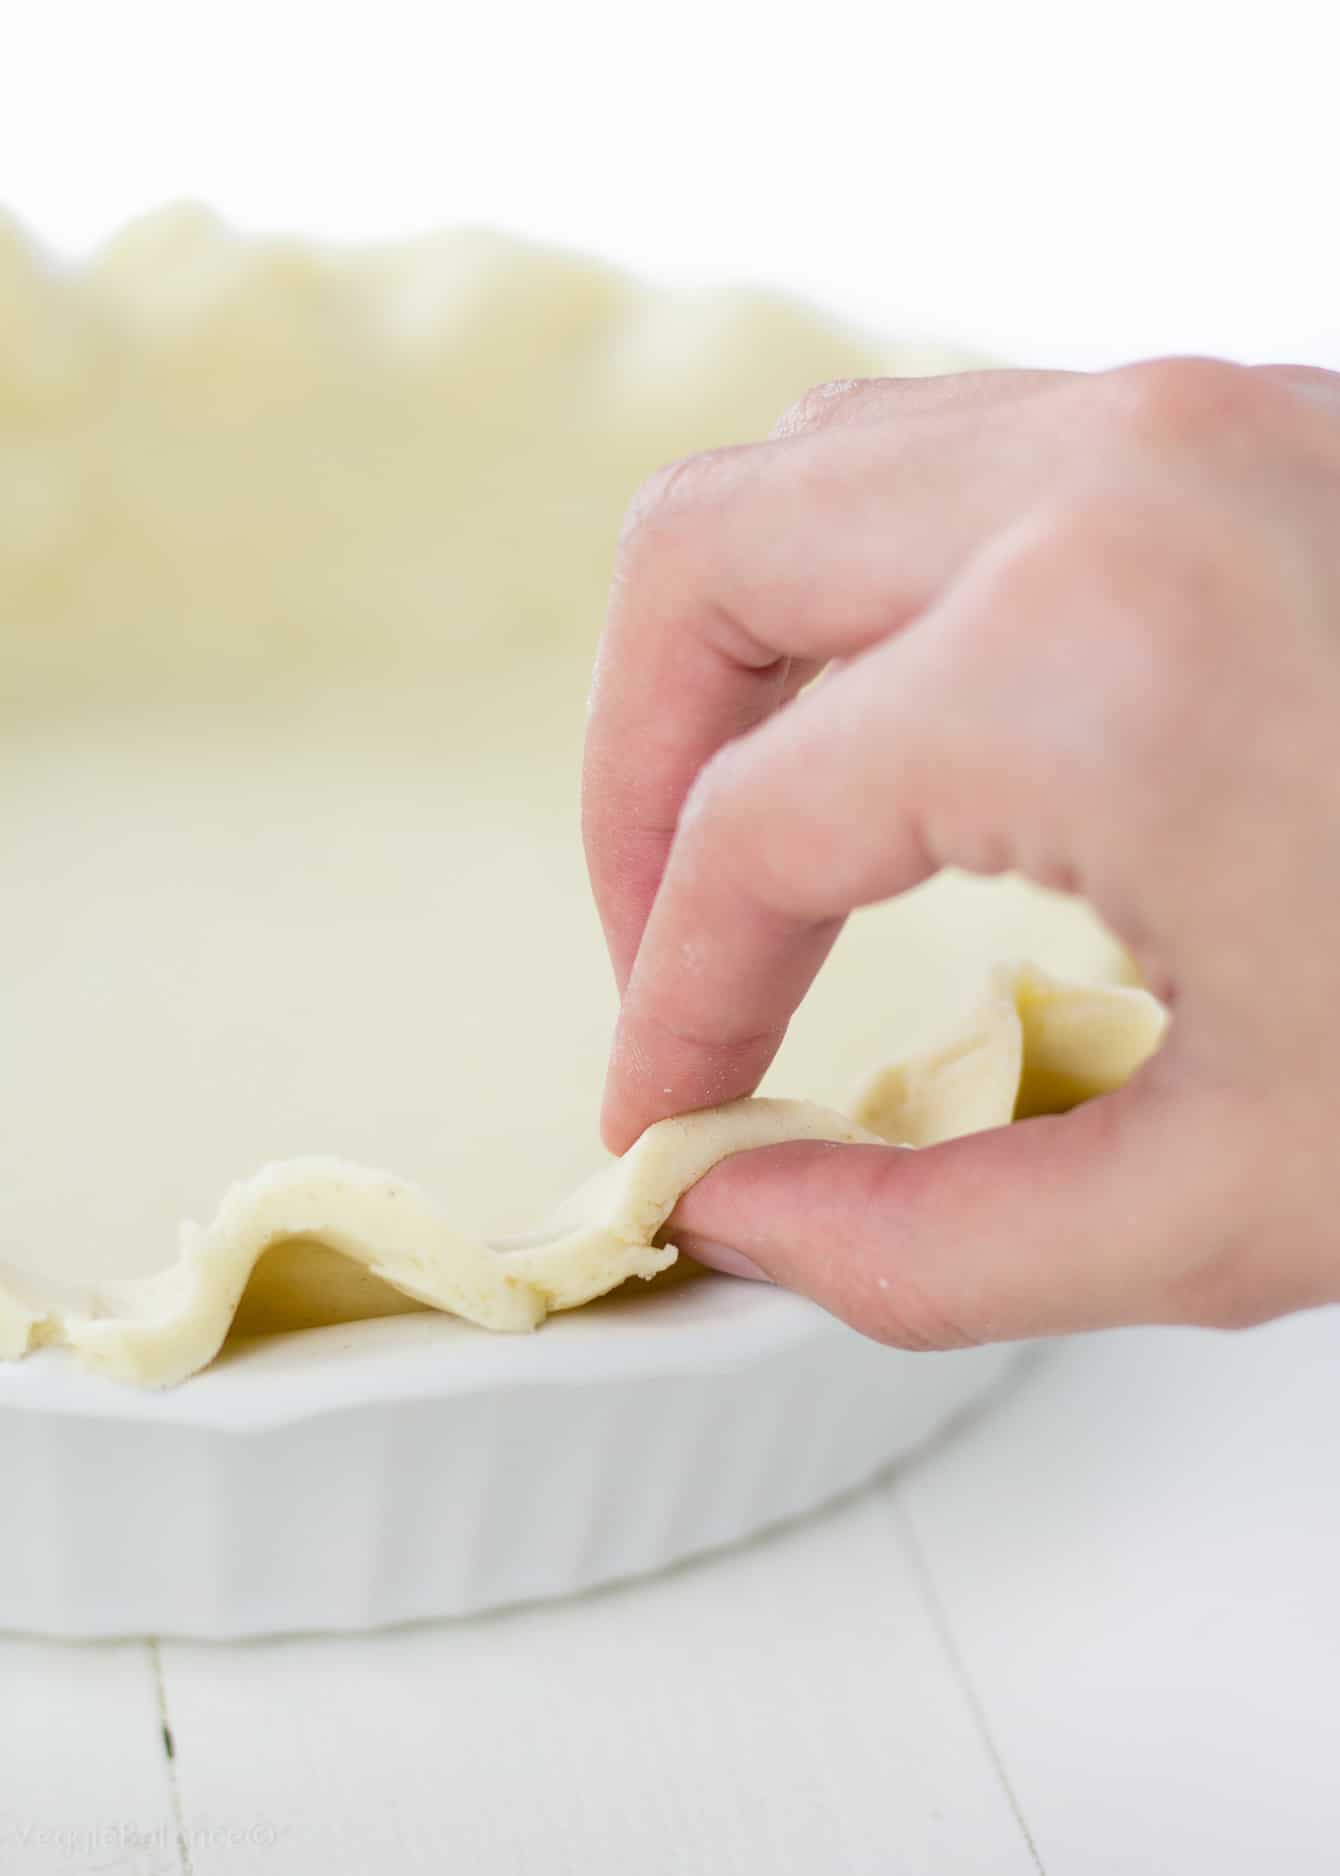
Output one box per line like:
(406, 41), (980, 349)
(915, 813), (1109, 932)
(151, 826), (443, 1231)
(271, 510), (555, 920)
(0, 966), (1164, 1387)
(0, 1101), (870, 1385)
(0, 209), (1165, 1387)
(853, 961), (1168, 1147)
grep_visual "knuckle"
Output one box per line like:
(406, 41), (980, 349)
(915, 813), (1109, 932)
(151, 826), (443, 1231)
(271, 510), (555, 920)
(969, 511), (1084, 635)
(677, 736), (819, 920)
(1251, 361), (1340, 402)
(676, 738), (755, 857)
(1164, 1231), (1285, 1332)
(613, 445), (744, 569)
(680, 736), (745, 820)
(958, 498), (1212, 809)
(1044, 495), (1212, 673)
(614, 453), (702, 557)
(1102, 354), (1289, 451)
(1171, 1108), (1339, 1330)
(768, 376), (876, 439)
(1182, 1289), (1281, 1334)
(1152, 1102), (1304, 1331)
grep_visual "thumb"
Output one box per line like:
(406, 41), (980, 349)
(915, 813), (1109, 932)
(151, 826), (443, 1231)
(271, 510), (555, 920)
(667, 1069), (1238, 1345)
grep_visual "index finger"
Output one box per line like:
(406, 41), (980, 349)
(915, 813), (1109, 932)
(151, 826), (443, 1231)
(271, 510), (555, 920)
(581, 442), (817, 992)
(580, 368), (1072, 991)
(598, 471), (1153, 1153)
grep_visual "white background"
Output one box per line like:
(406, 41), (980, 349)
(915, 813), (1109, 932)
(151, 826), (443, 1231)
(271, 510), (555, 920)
(3, 0), (1337, 370)
(4, 8), (1340, 1872)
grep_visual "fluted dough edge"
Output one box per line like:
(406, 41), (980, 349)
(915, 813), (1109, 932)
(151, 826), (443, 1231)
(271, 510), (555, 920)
(0, 963), (1166, 1387)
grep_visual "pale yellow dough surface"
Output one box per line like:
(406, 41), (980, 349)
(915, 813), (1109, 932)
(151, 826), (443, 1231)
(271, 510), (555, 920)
(0, 209), (1165, 1386)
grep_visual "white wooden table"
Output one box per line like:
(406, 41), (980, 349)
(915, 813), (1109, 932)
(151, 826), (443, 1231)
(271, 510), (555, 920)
(3, 1306), (1337, 1874)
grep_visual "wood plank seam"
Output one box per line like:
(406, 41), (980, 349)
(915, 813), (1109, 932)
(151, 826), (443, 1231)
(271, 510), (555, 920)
(149, 1638), (193, 1876)
(889, 1490), (1047, 1876)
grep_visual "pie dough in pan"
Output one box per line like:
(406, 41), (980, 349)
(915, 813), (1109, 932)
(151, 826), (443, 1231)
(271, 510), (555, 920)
(0, 209), (1161, 1629)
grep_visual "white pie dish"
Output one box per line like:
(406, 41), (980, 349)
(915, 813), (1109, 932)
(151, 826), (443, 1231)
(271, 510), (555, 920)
(0, 1275), (1020, 1640)
(0, 206), (1101, 1641)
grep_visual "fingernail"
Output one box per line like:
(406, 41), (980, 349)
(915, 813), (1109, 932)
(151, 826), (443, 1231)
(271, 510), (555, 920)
(671, 1233), (773, 1283)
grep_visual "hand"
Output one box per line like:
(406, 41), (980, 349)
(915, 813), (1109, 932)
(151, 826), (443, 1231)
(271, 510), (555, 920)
(581, 358), (1340, 1347)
